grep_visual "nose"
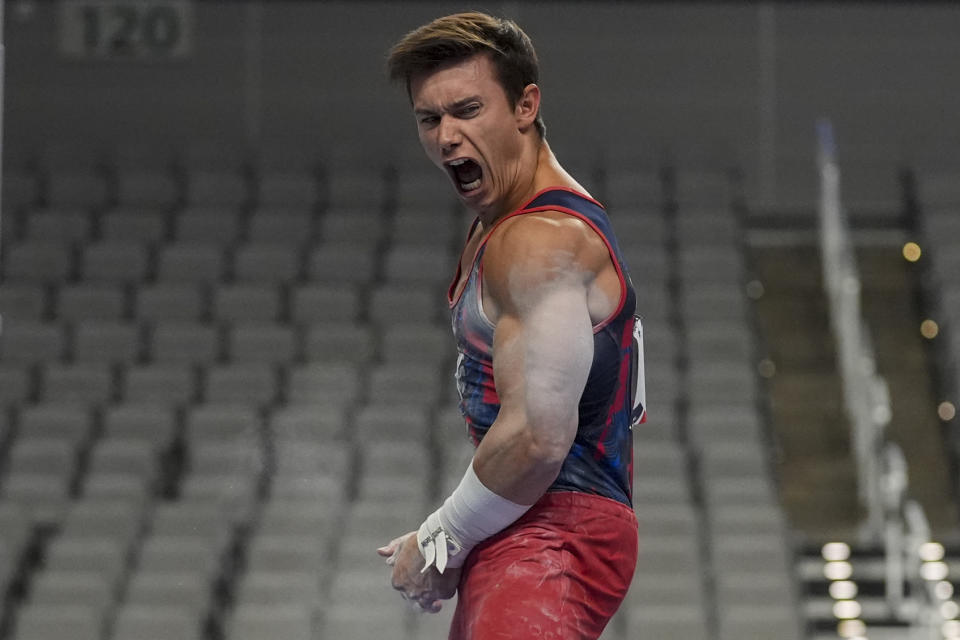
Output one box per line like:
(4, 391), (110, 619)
(437, 115), (460, 154)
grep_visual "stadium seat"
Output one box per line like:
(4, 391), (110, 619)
(21, 207), (93, 243)
(45, 169), (109, 208)
(174, 207), (244, 245)
(227, 322), (297, 363)
(156, 243), (226, 283)
(368, 285), (443, 325)
(0, 284), (47, 321)
(43, 536), (128, 588)
(149, 321), (221, 364)
(246, 534), (325, 574)
(135, 284), (206, 322)
(202, 363), (278, 405)
(383, 244), (453, 285)
(39, 362), (115, 403)
(380, 324), (451, 365)
(354, 403), (430, 443)
(318, 209), (385, 245)
(255, 171), (318, 207)
(100, 208), (169, 244)
(234, 570), (321, 609)
(124, 572), (211, 617)
(233, 242), (303, 283)
(114, 168), (181, 208)
(321, 603), (398, 640)
(2, 241), (74, 283)
(184, 169), (248, 208)
(111, 603), (203, 640)
(0, 365), (32, 408)
(11, 603), (103, 640)
(3, 168), (39, 211)
(72, 320), (141, 363)
(290, 283), (361, 323)
(179, 474), (259, 524)
(122, 363), (197, 404)
(80, 241), (151, 284)
(267, 405), (346, 442)
(185, 403), (262, 443)
(390, 208), (461, 247)
(149, 501), (232, 553)
(228, 603), (313, 640)
(367, 363), (444, 407)
(326, 168), (384, 210)
(306, 243), (377, 283)
(212, 284), (281, 322)
(302, 323), (375, 364)
(136, 534), (224, 579)
(394, 167), (455, 209)
(86, 438), (159, 483)
(102, 403), (177, 447)
(285, 362), (361, 406)
(54, 283), (127, 321)
(0, 322), (64, 363)
(60, 498), (146, 546)
(247, 209), (314, 244)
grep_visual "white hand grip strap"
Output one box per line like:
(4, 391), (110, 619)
(416, 461), (531, 574)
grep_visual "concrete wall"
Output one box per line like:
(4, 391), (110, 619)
(4, 1), (959, 209)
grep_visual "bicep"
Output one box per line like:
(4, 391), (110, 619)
(493, 282), (594, 439)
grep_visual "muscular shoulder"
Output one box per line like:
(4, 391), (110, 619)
(482, 211), (609, 314)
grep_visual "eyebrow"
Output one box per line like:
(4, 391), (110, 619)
(414, 96), (482, 117)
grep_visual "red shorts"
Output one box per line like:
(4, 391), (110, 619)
(449, 491), (638, 640)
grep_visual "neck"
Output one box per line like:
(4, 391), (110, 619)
(477, 140), (579, 229)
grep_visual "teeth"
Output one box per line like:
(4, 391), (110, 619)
(460, 178), (481, 191)
(449, 158), (468, 166)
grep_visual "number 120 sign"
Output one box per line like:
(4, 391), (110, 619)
(59, 0), (194, 60)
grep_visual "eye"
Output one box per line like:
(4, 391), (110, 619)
(418, 114), (440, 127)
(459, 103), (481, 118)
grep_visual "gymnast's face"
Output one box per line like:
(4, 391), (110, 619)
(410, 53), (537, 219)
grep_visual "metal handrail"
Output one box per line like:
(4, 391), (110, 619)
(818, 120), (948, 637)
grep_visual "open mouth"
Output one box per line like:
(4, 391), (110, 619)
(446, 158), (483, 194)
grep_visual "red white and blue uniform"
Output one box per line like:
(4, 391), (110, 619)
(446, 187), (644, 640)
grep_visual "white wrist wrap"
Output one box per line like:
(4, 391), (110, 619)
(417, 462), (531, 573)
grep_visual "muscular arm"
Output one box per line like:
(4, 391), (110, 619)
(473, 213), (606, 505)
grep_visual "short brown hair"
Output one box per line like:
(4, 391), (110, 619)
(387, 11), (546, 138)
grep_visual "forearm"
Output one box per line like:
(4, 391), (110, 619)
(471, 412), (573, 505)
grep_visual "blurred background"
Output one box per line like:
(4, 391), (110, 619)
(0, 1), (959, 639)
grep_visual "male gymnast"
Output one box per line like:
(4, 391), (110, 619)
(378, 12), (645, 639)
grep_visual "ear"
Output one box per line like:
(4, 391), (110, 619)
(515, 83), (541, 132)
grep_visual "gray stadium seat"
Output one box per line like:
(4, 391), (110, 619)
(256, 171), (318, 207)
(302, 323), (374, 364)
(72, 320), (141, 363)
(156, 243), (226, 283)
(228, 603), (313, 640)
(290, 283), (361, 323)
(149, 321), (220, 364)
(174, 207), (244, 245)
(212, 284), (281, 322)
(202, 363), (278, 405)
(284, 362), (361, 407)
(80, 241), (151, 284)
(21, 207), (93, 243)
(124, 572), (210, 618)
(102, 403), (177, 447)
(368, 285), (443, 325)
(318, 209), (385, 245)
(0, 365), (32, 407)
(184, 169), (248, 207)
(55, 283), (126, 321)
(100, 208), (168, 244)
(306, 243), (377, 283)
(39, 362), (114, 403)
(115, 168), (181, 208)
(247, 209), (314, 244)
(185, 403), (262, 443)
(0, 284), (47, 321)
(111, 604), (203, 640)
(3, 241), (74, 283)
(122, 363), (197, 404)
(233, 242), (303, 283)
(227, 322), (297, 363)
(135, 284), (206, 321)
(12, 603), (103, 640)
(45, 169), (109, 208)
